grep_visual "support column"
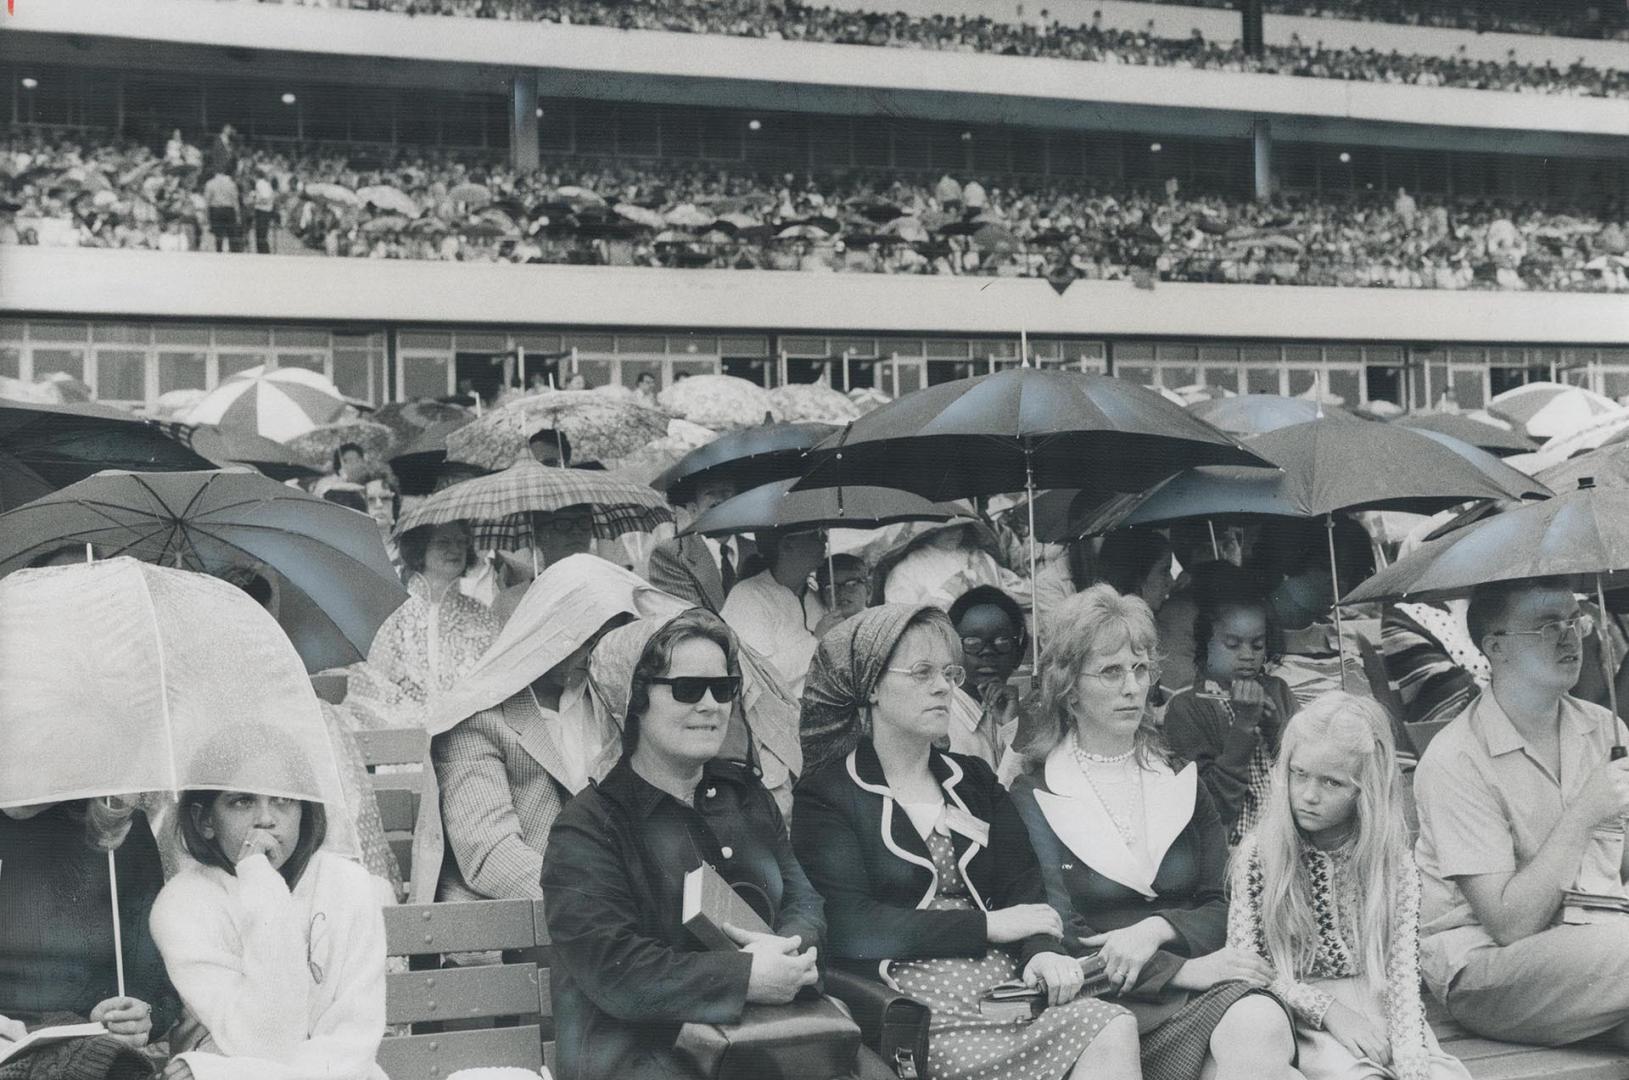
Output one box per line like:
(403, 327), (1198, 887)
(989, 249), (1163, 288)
(509, 71), (540, 174)
(1251, 117), (1272, 202)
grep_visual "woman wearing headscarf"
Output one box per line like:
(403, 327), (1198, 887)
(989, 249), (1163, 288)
(793, 604), (1140, 1080)
(540, 610), (830, 1080)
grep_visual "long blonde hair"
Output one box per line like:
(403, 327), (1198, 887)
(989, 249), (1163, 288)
(1247, 692), (1407, 990)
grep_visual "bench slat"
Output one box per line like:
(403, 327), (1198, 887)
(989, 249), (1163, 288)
(531, 899), (552, 949)
(377, 1025), (543, 1080)
(387, 964), (541, 1025)
(356, 728), (431, 767)
(376, 788), (420, 833)
(1458, 1046), (1629, 1080)
(386, 901), (537, 955)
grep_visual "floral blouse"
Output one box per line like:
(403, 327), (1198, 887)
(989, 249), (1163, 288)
(348, 574), (500, 729)
(1227, 833), (1433, 1080)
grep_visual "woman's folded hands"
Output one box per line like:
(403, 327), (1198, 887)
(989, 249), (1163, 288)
(723, 924), (819, 1005)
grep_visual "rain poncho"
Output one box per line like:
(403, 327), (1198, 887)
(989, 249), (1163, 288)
(345, 573), (500, 730)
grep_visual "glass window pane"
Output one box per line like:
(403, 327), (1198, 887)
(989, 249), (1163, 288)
(97, 350), (148, 401)
(272, 328), (328, 348)
(155, 325), (212, 346)
(1246, 367), (1282, 395)
(275, 354), (325, 373)
(1286, 369), (1318, 396)
(32, 348), (84, 380)
(331, 351), (372, 402)
(1159, 366), (1197, 389)
(1451, 369), (1486, 410)
(575, 359), (614, 389)
(620, 358), (662, 388)
(0, 346), (19, 379)
(399, 332), (452, 350)
(92, 323), (151, 345)
(159, 352), (208, 393)
(670, 357), (718, 380)
(1117, 365), (1154, 386)
(401, 355), (450, 400)
(0, 320), (23, 341)
(218, 353), (267, 381)
(1204, 367), (1240, 392)
(1327, 369), (1361, 406)
(29, 322), (88, 342)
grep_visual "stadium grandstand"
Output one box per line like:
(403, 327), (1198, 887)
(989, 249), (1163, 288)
(1, 0), (1625, 415)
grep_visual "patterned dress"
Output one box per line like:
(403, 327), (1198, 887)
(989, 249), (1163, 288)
(346, 574), (500, 730)
(887, 829), (1125, 1080)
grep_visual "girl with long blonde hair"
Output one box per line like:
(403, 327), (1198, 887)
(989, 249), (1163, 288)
(1227, 692), (1469, 1080)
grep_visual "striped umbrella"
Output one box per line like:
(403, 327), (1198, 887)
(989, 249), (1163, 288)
(396, 459), (672, 550)
(184, 368), (350, 443)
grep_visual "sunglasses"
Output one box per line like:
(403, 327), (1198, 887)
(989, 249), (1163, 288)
(649, 675), (742, 704)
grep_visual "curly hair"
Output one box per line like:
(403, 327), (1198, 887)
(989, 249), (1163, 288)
(397, 521), (478, 578)
(623, 609), (741, 757)
(1023, 583), (1169, 768)
(1191, 561), (1283, 672)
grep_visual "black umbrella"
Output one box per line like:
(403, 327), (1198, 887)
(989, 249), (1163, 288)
(388, 419), (484, 496)
(1394, 412), (1538, 457)
(0, 400), (215, 512)
(682, 478), (962, 538)
(654, 422), (839, 506)
(157, 422), (318, 483)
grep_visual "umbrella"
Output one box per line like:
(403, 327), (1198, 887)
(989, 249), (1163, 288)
(553, 185), (604, 205)
(884, 217), (931, 243)
(184, 368), (349, 443)
(356, 184), (419, 218)
(653, 422), (838, 506)
(1394, 412), (1539, 457)
(613, 202), (667, 229)
(148, 389), (209, 422)
(1536, 443), (1629, 494)
(0, 470), (408, 672)
(387, 418), (481, 496)
(658, 374), (781, 432)
(448, 182), (493, 207)
(1488, 382), (1617, 440)
(1189, 394), (1355, 437)
(157, 422), (318, 482)
(718, 211), (764, 230)
(36, 372), (95, 403)
(447, 391), (671, 471)
(776, 224), (827, 241)
(395, 459), (673, 541)
(361, 214), (412, 235)
(1527, 407), (1629, 471)
(664, 204), (716, 229)
(767, 384), (863, 426)
(370, 399), (474, 449)
(303, 182), (359, 208)
(684, 477), (961, 538)
(972, 223), (1020, 255)
(284, 420), (396, 471)
(0, 399), (215, 512)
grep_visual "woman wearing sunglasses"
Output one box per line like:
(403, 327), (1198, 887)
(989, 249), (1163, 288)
(541, 608), (838, 1080)
(793, 604), (1140, 1080)
(1008, 585), (1303, 1080)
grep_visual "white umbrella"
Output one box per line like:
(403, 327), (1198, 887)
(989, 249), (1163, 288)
(185, 368), (349, 443)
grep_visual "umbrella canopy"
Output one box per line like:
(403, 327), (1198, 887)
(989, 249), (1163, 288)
(1343, 479), (1627, 606)
(664, 204), (716, 228)
(184, 368), (349, 443)
(448, 182), (493, 207)
(1189, 394), (1355, 437)
(157, 422), (318, 482)
(795, 368), (1268, 501)
(0, 558), (348, 809)
(284, 420), (396, 470)
(447, 391), (671, 471)
(387, 418), (482, 496)
(371, 399), (474, 448)
(1394, 411), (1540, 457)
(303, 182), (359, 208)
(1527, 407), (1629, 472)
(0, 399), (215, 512)
(357, 184), (419, 218)
(613, 203), (667, 229)
(1488, 382), (1618, 440)
(657, 374), (784, 433)
(1536, 442), (1629, 494)
(683, 478), (962, 538)
(654, 422), (837, 506)
(395, 459), (673, 541)
(767, 384), (863, 426)
(0, 470), (407, 672)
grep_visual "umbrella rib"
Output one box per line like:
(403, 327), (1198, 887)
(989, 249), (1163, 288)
(130, 566), (183, 796)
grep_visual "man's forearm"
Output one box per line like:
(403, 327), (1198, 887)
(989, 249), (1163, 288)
(1484, 809), (1596, 944)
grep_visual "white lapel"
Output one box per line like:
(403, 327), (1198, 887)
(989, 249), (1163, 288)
(938, 755), (991, 912)
(1034, 744), (1197, 899)
(846, 750), (939, 908)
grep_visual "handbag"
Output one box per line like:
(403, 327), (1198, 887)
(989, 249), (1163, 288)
(674, 995), (862, 1080)
(823, 969), (931, 1079)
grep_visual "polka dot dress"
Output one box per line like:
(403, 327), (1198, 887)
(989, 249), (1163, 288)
(888, 831), (1127, 1080)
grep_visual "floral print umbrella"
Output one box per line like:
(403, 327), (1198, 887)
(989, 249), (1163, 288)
(445, 391), (670, 470)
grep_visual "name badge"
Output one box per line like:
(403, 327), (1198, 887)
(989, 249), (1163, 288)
(945, 807), (990, 847)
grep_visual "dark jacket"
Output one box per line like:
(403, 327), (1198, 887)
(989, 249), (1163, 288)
(791, 739), (1063, 984)
(541, 757), (825, 1080)
(1008, 748), (1229, 1031)
(645, 534), (759, 615)
(1162, 675), (1296, 832)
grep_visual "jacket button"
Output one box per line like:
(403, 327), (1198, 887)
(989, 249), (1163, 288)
(721, 846), (734, 859)
(705, 787), (717, 799)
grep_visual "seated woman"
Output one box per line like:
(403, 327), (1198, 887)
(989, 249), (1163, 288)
(1228, 693), (1470, 1080)
(150, 738), (387, 1080)
(345, 521), (499, 731)
(1163, 564), (1299, 847)
(1093, 530), (1176, 616)
(540, 609), (831, 1080)
(1, 798), (177, 1080)
(948, 584), (1030, 766)
(793, 603), (1140, 1080)
(1008, 585), (1302, 1080)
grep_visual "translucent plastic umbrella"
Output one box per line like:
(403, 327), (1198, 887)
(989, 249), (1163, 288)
(767, 384), (863, 426)
(1488, 382), (1617, 440)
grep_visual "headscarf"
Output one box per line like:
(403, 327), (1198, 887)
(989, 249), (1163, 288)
(799, 603), (938, 776)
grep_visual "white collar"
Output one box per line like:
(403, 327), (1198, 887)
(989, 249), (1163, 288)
(1033, 741), (1197, 899)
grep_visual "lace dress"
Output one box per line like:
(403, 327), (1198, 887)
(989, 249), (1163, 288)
(887, 829), (1125, 1080)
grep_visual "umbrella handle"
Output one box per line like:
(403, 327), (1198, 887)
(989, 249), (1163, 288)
(1596, 574), (1624, 757)
(107, 844), (126, 999)
(1027, 455), (1041, 668)
(1326, 515), (1350, 694)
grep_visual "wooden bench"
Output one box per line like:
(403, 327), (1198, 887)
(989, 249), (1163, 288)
(1428, 999), (1629, 1080)
(356, 727), (433, 886)
(380, 899), (555, 1080)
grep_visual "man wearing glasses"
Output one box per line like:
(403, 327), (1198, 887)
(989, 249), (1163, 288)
(1414, 575), (1629, 1048)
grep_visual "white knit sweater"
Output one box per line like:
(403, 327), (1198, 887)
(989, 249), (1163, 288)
(150, 850), (389, 1080)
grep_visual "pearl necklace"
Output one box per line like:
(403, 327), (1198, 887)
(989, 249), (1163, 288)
(1075, 746), (1135, 765)
(1073, 746), (1144, 848)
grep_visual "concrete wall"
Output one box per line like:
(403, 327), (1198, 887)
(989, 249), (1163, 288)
(3, 246), (1623, 346)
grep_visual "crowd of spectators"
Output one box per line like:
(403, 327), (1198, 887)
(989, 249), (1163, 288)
(6, 131), (1627, 292)
(223, 0), (1629, 97)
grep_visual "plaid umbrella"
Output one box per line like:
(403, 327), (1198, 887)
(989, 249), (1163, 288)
(396, 460), (673, 550)
(447, 391), (670, 471)
(184, 368), (349, 443)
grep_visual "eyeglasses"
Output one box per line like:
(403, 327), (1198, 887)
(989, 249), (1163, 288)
(829, 578), (869, 597)
(649, 675), (742, 705)
(1490, 613), (1593, 648)
(961, 635), (1018, 655)
(885, 663), (967, 687)
(537, 514), (594, 534)
(1080, 661), (1158, 687)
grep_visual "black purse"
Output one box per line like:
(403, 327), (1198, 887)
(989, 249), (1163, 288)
(823, 969), (931, 1079)
(674, 995), (863, 1080)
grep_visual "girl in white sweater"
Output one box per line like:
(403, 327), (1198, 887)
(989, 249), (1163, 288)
(151, 786), (388, 1080)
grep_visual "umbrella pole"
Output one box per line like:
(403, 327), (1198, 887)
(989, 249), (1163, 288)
(1325, 514), (1351, 693)
(1596, 574), (1624, 755)
(1207, 520), (1220, 561)
(825, 528), (837, 615)
(107, 842), (126, 998)
(1026, 455), (1041, 668)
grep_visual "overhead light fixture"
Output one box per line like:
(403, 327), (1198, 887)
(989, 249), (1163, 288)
(747, 119), (762, 131)
(535, 106), (544, 118)
(1149, 142), (1162, 152)
(281, 92), (297, 105)
(1339, 151), (1352, 163)
(20, 77), (39, 90)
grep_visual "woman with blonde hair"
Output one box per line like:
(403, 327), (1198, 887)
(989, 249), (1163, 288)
(1009, 584), (1302, 1080)
(1227, 692), (1469, 1080)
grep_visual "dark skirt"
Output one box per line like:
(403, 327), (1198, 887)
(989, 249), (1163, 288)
(1136, 982), (1294, 1080)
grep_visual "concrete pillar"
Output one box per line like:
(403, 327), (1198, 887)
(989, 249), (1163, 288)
(510, 72), (540, 174)
(1252, 117), (1272, 202)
